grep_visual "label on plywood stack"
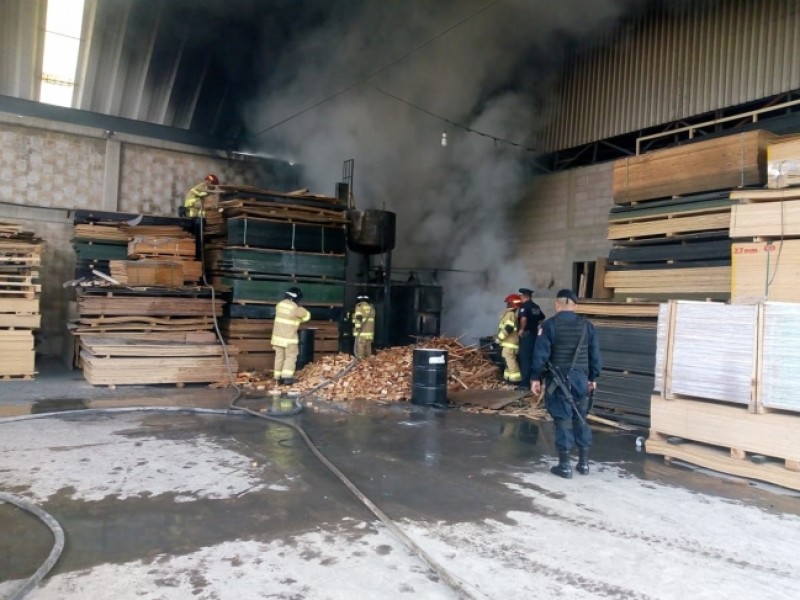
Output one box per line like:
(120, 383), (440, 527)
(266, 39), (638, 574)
(0, 222), (43, 380)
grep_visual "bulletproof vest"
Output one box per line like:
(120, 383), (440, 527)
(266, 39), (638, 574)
(550, 315), (589, 372)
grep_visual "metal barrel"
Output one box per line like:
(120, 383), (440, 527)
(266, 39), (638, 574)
(297, 328), (316, 370)
(411, 348), (448, 407)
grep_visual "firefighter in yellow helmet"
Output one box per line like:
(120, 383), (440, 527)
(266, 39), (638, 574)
(496, 293), (523, 384)
(181, 174), (219, 218)
(352, 294), (376, 359)
(271, 287), (311, 385)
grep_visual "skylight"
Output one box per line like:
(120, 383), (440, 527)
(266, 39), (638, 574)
(40, 0), (86, 107)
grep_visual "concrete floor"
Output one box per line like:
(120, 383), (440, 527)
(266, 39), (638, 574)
(1, 365), (799, 599)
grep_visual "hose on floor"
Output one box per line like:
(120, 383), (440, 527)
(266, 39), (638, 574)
(0, 492), (65, 600)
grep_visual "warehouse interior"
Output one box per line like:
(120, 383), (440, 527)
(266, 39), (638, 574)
(2, 1), (800, 599)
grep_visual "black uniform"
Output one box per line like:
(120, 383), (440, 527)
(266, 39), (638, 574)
(531, 310), (601, 453)
(518, 298), (545, 388)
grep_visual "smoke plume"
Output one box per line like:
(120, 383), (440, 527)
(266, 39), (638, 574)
(244, 0), (650, 341)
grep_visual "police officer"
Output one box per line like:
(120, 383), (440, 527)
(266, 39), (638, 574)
(352, 294), (376, 358)
(517, 287), (545, 391)
(530, 289), (601, 479)
(271, 287), (311, 385)
(496, 293), (523, 384)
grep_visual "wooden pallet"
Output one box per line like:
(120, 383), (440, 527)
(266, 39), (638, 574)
(647, 431), (800, 492)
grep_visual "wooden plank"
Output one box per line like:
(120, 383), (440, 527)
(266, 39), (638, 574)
(575, 301), (660, 318)
(650, 394), (800, 463)
(0, 313), (41, 328)
(0, 298), (39, 313)
(646, 434), (800, 492)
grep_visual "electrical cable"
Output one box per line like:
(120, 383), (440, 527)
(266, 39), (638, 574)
(369, 85), (539, 153)
(249, 0), (501, 139)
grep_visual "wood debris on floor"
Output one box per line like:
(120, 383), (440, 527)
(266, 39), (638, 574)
(230, 337), (547, 420)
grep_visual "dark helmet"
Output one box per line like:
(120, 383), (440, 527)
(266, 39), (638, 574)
(205, 174), (219, 185)
(356, 294), (370, 301)
(286, 287), (303, 301)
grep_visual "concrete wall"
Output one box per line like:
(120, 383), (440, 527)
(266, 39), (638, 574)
(0, 114), (298, 362)
(513, 162), (614, 313)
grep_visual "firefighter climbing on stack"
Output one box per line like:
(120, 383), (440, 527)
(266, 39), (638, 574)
(181, 173), (219, 218)
(352, 294), (376, 359)
(271, 287), (311, 385)
(496, 293), (523, 385)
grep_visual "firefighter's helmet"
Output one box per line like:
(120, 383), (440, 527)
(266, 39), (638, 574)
(205, 174), (219, 185)
(504, 293), (523, 307)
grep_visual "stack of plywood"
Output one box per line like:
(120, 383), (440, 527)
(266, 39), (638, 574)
(223, 319), (341, 372)
(0, 223), (43, 380)
(72, 211), (199, 284)
(606, 132), (778, 302)
(73, 287), (235, 386)
(613, 130), (775, 203)
(576, 300), (660, 427)
(203, 186), (349, 365)
(729, 186), (800, 303)
(648, 300), (800, 491)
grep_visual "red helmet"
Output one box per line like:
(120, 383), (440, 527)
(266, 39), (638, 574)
(504, 293), (523, 307)
(205, 174), (219, 185)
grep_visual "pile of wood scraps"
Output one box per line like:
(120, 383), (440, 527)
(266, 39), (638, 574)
(0, 222), (43, 380)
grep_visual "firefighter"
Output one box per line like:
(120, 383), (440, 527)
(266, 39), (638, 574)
(181, 174), (219, 218)
(496, 293), (523, 384)
(271, 287), (311, 385)
(352, 294), (376, 359)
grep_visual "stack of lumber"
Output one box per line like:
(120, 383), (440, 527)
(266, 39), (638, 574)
(729, 187), (800, 303)
(576, 300), (659, 427)
(203, 186), (348, 361)
(614, 130), (775, 203)
(648, 299), (800, 492)
(72, 210), (199, 284)
(72, 286), (235, 386)
(605, 190), (733, 301)
(0, 223), (43, 380)
(220, 319), (341, 372)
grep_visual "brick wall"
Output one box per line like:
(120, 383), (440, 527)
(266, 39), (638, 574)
(513, 162), (613, 298)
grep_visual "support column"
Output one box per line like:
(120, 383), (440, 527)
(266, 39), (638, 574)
(103, 138), (121, 211)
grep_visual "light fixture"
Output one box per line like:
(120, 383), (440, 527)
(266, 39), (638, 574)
(441, 132), (448, 147)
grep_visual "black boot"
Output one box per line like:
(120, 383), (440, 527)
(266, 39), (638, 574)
(550, 451), (573, 479)
(576, 448), (590, 475)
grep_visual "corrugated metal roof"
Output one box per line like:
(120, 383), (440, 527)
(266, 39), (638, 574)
(539, 0), (800, 152)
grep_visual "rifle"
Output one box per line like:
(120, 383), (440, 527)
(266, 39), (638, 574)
(545, 361), (587, 426)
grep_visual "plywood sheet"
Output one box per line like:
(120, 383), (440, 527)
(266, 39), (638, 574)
(607, 211), (731, 240)
(605, 266), (731, 294)
(731, 240), (800, 303)
(667, 301), (756, 404)
(730, 200), (800, 238)
(760, 302), (800, 413)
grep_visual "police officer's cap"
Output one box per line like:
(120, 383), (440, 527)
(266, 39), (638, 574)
(556, 288), (578, 303)
(519, 287), (534, 296)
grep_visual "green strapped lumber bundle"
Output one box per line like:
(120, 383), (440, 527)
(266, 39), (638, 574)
(221, 277), (345, 305)
(210, 247), (346, 279)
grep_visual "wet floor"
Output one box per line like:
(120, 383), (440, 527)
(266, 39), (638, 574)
(1, 398), (799, 599)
